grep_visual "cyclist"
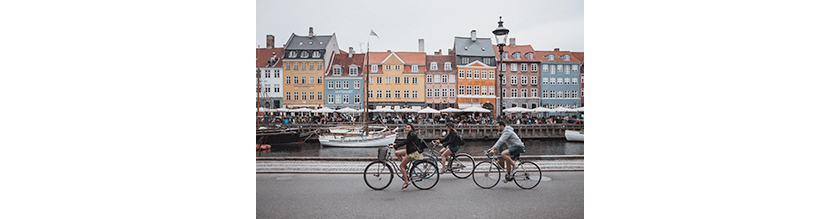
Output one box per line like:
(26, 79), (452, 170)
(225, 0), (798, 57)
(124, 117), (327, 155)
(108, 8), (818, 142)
(434, 123), (463, 173)
(388, 123), (423, 190)
(487, 121), (525, 183)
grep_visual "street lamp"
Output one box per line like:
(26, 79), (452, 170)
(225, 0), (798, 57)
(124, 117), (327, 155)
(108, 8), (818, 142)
(493, 16), (509, 119)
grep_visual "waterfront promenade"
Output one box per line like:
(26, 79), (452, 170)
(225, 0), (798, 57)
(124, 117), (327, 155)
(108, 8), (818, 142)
(287, 123), (584, 140)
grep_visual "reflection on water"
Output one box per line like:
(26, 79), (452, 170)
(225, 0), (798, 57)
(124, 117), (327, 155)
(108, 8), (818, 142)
(256, 139), (583, 157)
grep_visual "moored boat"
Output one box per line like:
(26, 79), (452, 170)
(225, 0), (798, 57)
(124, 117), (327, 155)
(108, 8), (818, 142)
(565, 129), (584, 142)
(318, 126), (397, 147)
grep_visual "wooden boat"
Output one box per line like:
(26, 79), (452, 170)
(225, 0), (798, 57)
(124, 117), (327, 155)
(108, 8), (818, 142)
(565, 129), (584, 142)
(318, 126), (398, 147)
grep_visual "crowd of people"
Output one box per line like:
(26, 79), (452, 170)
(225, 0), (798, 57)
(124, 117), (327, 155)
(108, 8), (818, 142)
(258, 112), (582, 127)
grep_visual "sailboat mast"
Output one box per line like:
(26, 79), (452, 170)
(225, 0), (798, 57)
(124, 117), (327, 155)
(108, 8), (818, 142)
(256, 68), (261, 130)
(363, 38), (369, 135)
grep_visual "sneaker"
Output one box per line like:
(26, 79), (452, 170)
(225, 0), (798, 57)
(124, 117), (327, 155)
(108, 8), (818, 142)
(503, 174), (512, 183)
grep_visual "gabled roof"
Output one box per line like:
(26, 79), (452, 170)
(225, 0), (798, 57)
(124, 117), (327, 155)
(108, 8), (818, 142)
(453, 36), (496, 57)
(425, 54), (455, 72)
(285, 33), (334, 50)
(534, 49), (583, 63)
(256, 47), (284, 67)
(494, 45), (536, 62)
(326, 53), (366, 77)
(367, 52), (426, 65)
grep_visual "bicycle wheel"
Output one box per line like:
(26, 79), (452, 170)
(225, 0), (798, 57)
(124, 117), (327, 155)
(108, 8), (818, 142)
(472, 161), (500, 189)
(450, 154), (475, 179)
(410, 160), (439, 190)
(513, 161), (542, 189)
(363, 161), (393, 190)
(414, 154), (437, 179)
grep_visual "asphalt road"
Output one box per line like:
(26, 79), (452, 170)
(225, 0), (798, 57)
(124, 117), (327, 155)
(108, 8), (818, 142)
(257, 172), (583, 218)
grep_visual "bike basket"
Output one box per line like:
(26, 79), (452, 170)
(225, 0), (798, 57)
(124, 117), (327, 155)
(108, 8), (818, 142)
(377, 147), (388, 161)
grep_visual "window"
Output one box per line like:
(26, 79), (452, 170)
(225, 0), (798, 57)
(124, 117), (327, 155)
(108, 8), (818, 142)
(385, 65), (391, 71)
(548, 54), (554, 61)
(564, 54), (570, 61)
(309, 76), (314, 84)
(489, 71), (495, 79)
(385, 77), (391, 84)
(343, 95), (349, 103)
(285, 62), (290, 70)
(265, 70), (270, 78)
(368, 90), (373, 98)
(451, 74), (456, 83)
(430, 62), (438, 70)
(427, 75), (433, 83)
(434, 89), (440, 97)
(565, 65), (570, 74)
(565, 90), (570, 98)
(503, 52), (508, 59)
(395, 90), (400, 99)
(301, 51), (309, 58)
(354, 81), (360, 89)
(521, 76), (528, 85)
(371, 65), (378, 72)
(521, 64), (528, 72)
(484, 58), (492, 65)
(572, 65), (579, 72)
(411, 65), (418, 72)
(386, 90), (391, 98)
(572, 78), (578, 85)
(395, 76), (400, 84)
(466, 86), (472, 95)
(550, 78), (556, 85)
(349, 66), (358, 76)
(473, 71), (479, 79)
(317, 76), (322, 84)
(531, 64), (538, 72)
(511, 88), (517, 97)
(294, 92), (299, 100)
(412, 91), (418, 99)
(462, 57), (469, 64)
(395, 65), (401, 71)
(474, 86), (479, 96)
(466, 70), (472, 79)
(293, 62), (299, 70)
(289, 51), (297, 58)
(521, 89), (527, 97)
(543, 77), (548, 84)
(333, 66), (342, 76)
(543, 64), (549, 72)
(286, 92), (291, 100)
(565, 77), (571, 85)
(572, 90), (578, 98)
(441, 88), (447, 97)
(301, 76), (306, 84)
(550, 65), (556, 74)
(531, 76), (538, 85)
(444, 62), (451, 70)
(404, 90), (410, 99)
(489, 86), (494, 96)
(481, 86), (487, 95)
(502, 88), (507, 97)
(511, 76), (517, 85)
(434, 75), (440, 83)
(532, 89), (538, 98)
(310, 92), (315, 100)
(293, 76), (299, 84)
(318, 62), (323, 70)
(369, 77), (373, 84)
(274, 70), (280, 78)
(328, 95), (334, 104)
(501, 76), (506, 85)
(459, 85), (464, 95)
(550, 90), (556, 98)
(441, 75), (448, 83)
(459, 70), (464, 78)
(266, 86), (271, 92)
(302, 92), (307, 100)
(313, 51), (320, 58)
(582, 89), (584, 97)
(343, 80), (349, 89)
(557, 65), (563, 73)
(309, 62), (314, 70)
(427, 89), (433, 97)
(450, 88), (455, 97)
(412, 77), (417, 84)
(542, 90), (548, 98)
(581, 76), (584, 83)
(501, 63), (506, 72)
(376, 77), (382, 84)
(376, 90), (382, 98)
(513, 53), (520, 59)
(525, 53), (533, 60)
(404, 77), (409, 84)
(286, 76), (291, 84)
(328, 81), (334, 89)
(511, 63), (517, 72)
(481, 71), (487, 79)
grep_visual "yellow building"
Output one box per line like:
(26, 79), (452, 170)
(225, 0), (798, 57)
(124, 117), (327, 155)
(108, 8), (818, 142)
(366, 52), (426, 109)
(280, 29), (339, 108)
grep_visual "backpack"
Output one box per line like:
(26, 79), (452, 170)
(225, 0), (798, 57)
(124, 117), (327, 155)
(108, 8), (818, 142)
(414, 136), (427, 153)
(456, 132), (465, 146)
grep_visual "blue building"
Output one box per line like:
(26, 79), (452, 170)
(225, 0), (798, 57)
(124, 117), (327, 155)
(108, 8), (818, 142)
(325, 50), (365, 110)
(537, 49), (582, 115)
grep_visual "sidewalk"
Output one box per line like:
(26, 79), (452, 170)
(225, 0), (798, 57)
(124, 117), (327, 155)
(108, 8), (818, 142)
(256, 156), (583, 174)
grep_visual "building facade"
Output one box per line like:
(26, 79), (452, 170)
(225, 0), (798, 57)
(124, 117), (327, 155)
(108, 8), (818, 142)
(325, 49), (365, 110)
(536, 48), (582, 114)
(571, 52), (584, 107)
(424, 54), (457, 109)
(454, 30), (497, 115)
(497, 40), (541, 112)
(256, 36), (284, 108)
(281, 28), (339, 108)
(366, 51), (426, 109)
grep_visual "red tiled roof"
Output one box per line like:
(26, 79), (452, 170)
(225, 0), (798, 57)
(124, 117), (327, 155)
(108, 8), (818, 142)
(256, 47), (284, 68)
(494, 45), (536, 63)
(326, 53), (366, 77)
(425, 54), (455, 72)
(534, 49), (582, 63)
(367, 51), (426, 65)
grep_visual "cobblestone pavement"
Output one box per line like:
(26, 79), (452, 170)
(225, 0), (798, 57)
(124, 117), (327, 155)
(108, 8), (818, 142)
(256, 157), (583, 173)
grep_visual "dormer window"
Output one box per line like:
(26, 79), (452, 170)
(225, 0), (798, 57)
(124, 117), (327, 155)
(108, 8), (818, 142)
(289, 51), (297, 58)
(411, 65), (418, 72)
(503, 53), (508, 59)
(462, 57), (469, 64)
(564, 54), (570, 61)
(525, 53), (533, 60)
(444, 62), (452, 71)
(332, 66), (342, 76)
(513, 53), (521, 60)
(371, 65), (378, 72)
(301, 51), (309, 58)
(430, 62), (438, 70)
(349, 65), (359, 76)
(484, 58), (493, 65)
(547, 54), (555, 60)
(313, 51), (320, 58)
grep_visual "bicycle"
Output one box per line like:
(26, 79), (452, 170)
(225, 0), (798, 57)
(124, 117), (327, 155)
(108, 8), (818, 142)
(363, 147), (440, 190)
(472, 149), (542, 189)
(425, 140), (475, 179)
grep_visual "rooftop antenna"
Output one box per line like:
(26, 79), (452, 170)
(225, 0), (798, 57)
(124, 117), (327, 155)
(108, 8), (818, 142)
(356, 42), (365, 52)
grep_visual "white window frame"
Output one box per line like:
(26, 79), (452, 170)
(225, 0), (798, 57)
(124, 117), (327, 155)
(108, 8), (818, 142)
(354, 95), (360, 103)
(531, 64), (538, 72)
(376, 77), (382, 84)
(511, 63), (517, 72)
(458, 85), (464, 95)
(333, 66), (342, 76)
(349, 66), (358, 76)
(481, 86), (487, 95)
(466, 70), (472, 79)
(489, 86), (494, 96)
(543, 77), (548, 84)
(376, 90), (382, 98)
(450, 88), (456, 97)
(385, 90), (391, 99)
(412, 77), (418, 84)
(430, 62), (438, 70)
(458, 70), (464, 78)
(531, 76), (537, 85)
(502, 76), (506, 85)
(411, 65), (418, 72)
(427, 75), (433, 83)
(572, 65), (579, 72)
(466, 85), (472, 95)
(511, 76), (517, 85)
(532, 89), (538, 98)
(328, 94), (334, 104)
(427, 89), (433, 97)
(572, 77), (578, 85)
(386, 65), (391, 71)
(327, 81), (334, 89)
(511, 88), (517, 97)
(474, 70), (479, 79)
(434, 88), (440, 97)
(404, 90), (410, 99)
(481, 71), (487, 79)
(354, 81), (360, 89)
(434, 75), (440, 83)
(550, 78), (556, 85)
(371, 65), (378, 72)
(412, 91), (418, 99)
(385, 77), (391, 84)
(565, 65), (570, 75)
(489, 71), (495, 79)
(521, 64), (528, 72)
(444, 62), (451, 71)
(442, 75), (448, 83)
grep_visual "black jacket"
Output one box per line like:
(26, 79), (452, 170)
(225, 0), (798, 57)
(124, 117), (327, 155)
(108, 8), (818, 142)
(393, 131), (421, 154)
(440, 131), (461, 148)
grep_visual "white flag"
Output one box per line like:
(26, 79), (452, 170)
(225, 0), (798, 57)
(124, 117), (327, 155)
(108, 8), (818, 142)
(370, 30), (379, 39)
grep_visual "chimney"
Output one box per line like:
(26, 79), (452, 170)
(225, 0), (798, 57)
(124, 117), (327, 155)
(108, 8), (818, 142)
(470, 30), (476, 41)
(418, 39), (425, 53)
(510, 38), (516, 46)
(554, 48), (560, 51)
(387, 50), (391, 53)
(308, 27), (314, 38)
(448, 49), (452, 55)
(266, 35), (275, 49)
(349, 47), (354, 58)
(434, 49), (440, 55)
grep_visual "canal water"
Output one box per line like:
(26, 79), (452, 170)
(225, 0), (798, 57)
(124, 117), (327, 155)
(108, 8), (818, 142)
(256, 139), (583, 157)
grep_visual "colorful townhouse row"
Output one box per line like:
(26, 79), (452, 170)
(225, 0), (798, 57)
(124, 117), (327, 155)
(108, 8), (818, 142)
(256, 27), (583, 117)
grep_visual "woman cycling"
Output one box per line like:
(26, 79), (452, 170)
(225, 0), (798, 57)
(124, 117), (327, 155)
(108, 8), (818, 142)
(388, 123), (423, 190)
(435, 123), (462, 173)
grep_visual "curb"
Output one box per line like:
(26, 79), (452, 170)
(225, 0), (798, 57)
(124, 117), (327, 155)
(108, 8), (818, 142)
(256, 155), (583, 161)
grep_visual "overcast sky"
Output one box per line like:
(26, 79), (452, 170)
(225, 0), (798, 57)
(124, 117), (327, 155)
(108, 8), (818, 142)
(257, 0), (583, 54)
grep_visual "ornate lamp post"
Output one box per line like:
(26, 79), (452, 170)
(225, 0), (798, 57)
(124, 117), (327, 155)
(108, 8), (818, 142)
(493, 16), (510, 119)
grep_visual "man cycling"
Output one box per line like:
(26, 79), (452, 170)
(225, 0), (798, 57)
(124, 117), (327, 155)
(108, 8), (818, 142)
(487, 121), (525, 183)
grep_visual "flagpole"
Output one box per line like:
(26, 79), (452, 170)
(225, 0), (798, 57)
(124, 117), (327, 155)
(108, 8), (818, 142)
(363, 31), (370, 135)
